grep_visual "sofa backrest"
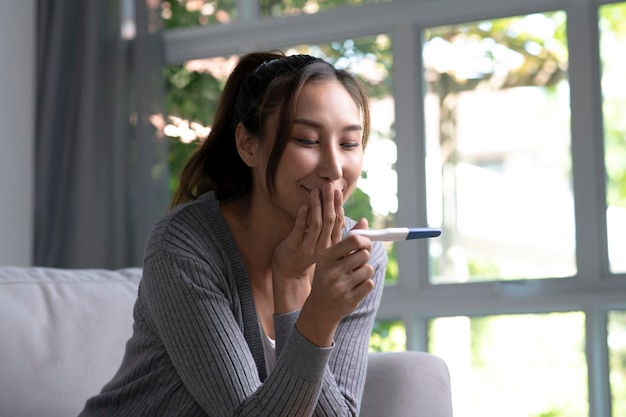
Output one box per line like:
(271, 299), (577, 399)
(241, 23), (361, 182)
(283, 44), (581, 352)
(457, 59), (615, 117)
(0, 266), (453, 417)
(0, 266), (142, 417)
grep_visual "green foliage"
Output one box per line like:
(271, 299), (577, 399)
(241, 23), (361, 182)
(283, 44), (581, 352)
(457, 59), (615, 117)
(344, 187), (374, 225)
(467, 258), (501, 281)
(600, 3), (626, 35)
(369, 320), (406, 352)
(167, 138), (200, 194)
(161, 0), (237, 29)
(421, 9), (626, 213)
(162, 0), (394, 27)
(533, 410), (562, 417)
(469, 316), (489, 367)
(259, 0), (392, 17)
(286, 35), (392, 102)
(604, 138), (626, 208)
(164, 64), (223, 125)
(609, 311), (626, 417)
(384, 243), (398, 284)
(423, 12), (568, 93)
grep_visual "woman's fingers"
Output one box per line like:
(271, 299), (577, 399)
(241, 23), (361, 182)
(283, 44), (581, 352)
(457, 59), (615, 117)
(319, 236), (373, 287)
(320, 184), (335, 243)
(272, 204), (312, 274)
(331, 188), (344, 245)
(350, 217), (369, 232)
(309, 241), (375, 320)
(288, 204), (309, 246)
(348, 268), (375, 303)
(302, 184), (344, 254)
(302, 188), (322, 247)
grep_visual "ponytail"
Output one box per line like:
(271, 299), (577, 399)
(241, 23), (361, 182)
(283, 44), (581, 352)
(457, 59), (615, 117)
(170, 51), (285, 208)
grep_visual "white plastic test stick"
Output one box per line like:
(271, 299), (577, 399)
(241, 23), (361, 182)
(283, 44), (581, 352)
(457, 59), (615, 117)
(348, 227), (441, 242)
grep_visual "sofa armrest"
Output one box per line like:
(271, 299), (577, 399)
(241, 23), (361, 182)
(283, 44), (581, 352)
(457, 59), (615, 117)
(361, 351), (453, 417)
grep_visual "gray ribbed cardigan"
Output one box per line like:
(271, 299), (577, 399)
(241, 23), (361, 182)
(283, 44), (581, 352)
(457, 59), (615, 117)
(79, 191), (387, 417)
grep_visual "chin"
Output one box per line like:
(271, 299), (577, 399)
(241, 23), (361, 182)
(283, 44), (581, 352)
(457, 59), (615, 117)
(342, 187), (356, 204)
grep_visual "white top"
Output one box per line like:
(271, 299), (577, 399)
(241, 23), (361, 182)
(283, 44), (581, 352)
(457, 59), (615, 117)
(259, 321), (277, 375)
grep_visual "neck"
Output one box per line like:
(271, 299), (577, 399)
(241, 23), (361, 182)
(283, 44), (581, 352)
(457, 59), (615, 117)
(220, 193), (292, 275)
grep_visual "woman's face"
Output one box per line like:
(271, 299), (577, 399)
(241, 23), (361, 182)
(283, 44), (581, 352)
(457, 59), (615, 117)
(264, 79), (365, 219)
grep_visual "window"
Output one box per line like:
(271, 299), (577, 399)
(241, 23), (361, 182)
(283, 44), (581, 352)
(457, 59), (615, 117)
(430, 313), (588, 416)
(162, 1), (626, 415)
(599, 2), (626, 274)
(423, 12), (575, 283)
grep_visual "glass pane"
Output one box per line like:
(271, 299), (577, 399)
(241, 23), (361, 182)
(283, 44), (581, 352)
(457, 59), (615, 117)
(285, 36), (399, 284)
(259, 0), (393, 17)
(609, 311), (626, 417)
(599, 3), (626, 274)
(429, 313), (587, 417)
(162, 0), (237, 28)
(369, 319), (406, 352)
(423, 12), (576, 284)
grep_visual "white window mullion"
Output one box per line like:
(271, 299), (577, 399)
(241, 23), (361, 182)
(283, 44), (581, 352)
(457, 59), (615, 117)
(236, 0), (259, 21)
(567, 0), (610, 281)
(392, 22), (430, 292)
(406, 314), (429, 352)
(586, 308), (612, 417)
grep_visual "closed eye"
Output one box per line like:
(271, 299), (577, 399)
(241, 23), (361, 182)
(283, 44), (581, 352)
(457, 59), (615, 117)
(295, 138), (319, 146)
(341, 142), (360, 149)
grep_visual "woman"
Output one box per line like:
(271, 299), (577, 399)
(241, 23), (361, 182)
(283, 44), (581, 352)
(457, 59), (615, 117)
(79, 51), (387, 417)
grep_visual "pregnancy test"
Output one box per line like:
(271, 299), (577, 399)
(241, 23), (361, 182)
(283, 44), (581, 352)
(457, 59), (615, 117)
(348, 227), (441, 241)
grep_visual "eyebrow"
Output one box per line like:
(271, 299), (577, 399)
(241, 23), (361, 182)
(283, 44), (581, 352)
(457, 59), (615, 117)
(292, 118), (362, 133)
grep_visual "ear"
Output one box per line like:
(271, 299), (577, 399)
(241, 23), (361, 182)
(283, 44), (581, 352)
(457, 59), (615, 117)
(235, 123), (260, 167)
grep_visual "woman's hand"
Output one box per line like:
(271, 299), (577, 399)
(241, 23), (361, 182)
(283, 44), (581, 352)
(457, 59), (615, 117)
(295, 218), (375, 347)
(273, 183), (344, 276)
(271, 183), (345, 314)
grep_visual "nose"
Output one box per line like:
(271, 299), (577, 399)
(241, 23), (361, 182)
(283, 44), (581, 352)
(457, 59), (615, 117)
(318, 145), (342, 181)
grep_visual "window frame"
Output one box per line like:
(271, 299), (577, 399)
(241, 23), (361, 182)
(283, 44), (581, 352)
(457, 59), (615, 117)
(161, 1), (626, 416)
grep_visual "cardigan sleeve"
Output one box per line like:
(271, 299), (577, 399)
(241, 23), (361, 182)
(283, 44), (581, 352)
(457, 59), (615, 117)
(312, 240), (387, 417)
(273, 240), (388, 417)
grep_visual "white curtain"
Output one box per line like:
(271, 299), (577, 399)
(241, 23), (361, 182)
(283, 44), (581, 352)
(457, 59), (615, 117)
(35, 0), (170, 268)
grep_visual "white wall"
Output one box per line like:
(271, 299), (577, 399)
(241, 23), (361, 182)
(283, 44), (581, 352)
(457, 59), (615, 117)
(0, 1), (35, 266)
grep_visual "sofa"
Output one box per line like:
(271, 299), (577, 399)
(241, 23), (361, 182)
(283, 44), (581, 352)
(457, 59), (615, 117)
(0, 266), (453, 417)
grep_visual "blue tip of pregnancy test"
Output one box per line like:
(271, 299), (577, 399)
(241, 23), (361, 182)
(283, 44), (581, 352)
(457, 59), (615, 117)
(406, 228), (442, 240)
